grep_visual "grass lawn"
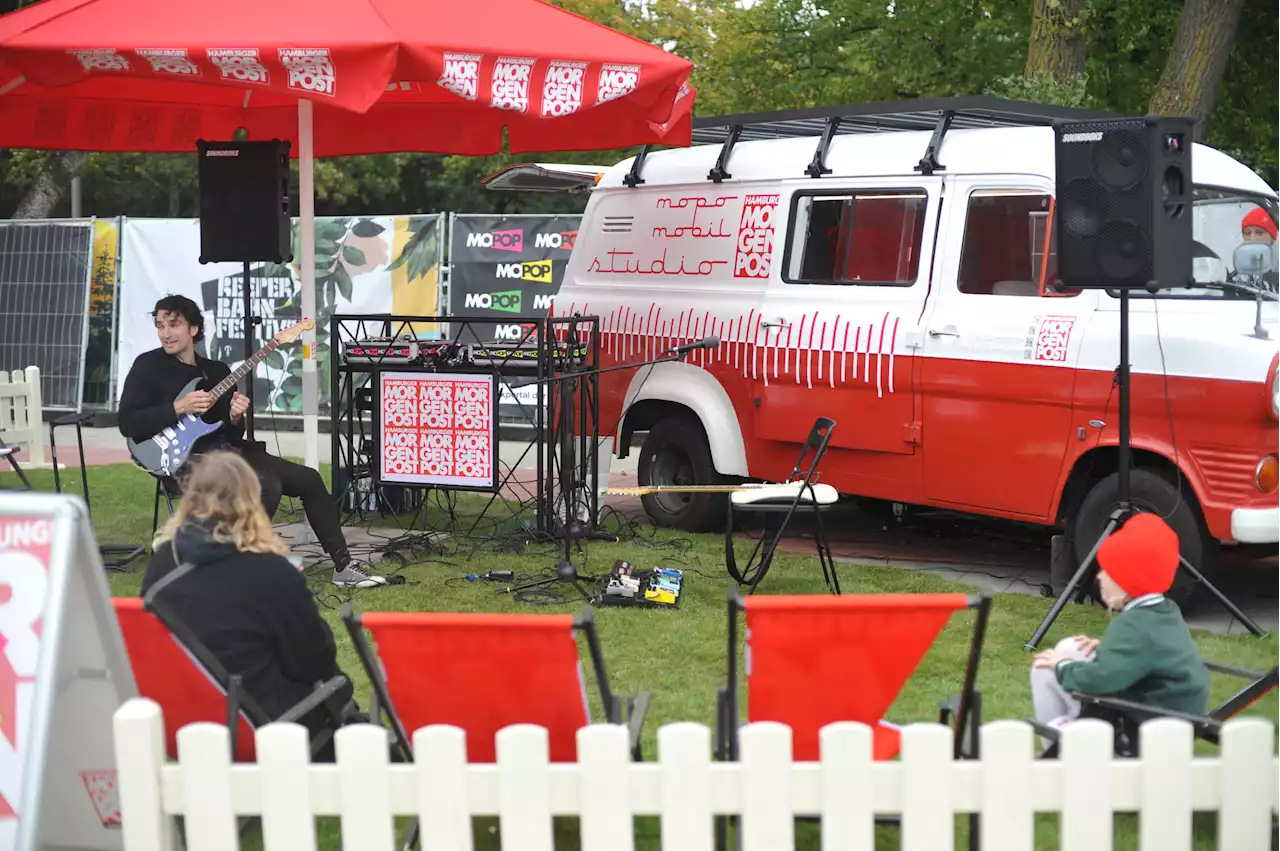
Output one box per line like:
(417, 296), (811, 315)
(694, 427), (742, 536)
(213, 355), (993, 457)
(6, 461), (1276, 850)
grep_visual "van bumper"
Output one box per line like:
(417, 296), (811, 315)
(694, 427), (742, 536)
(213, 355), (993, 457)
(1230, 506), (1279, 544)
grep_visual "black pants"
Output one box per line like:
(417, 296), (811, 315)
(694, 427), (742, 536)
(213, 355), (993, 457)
(239, 446), (350, 566)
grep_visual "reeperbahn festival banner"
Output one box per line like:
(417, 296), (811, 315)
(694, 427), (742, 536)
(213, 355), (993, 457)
(116, 215), (444, 415)
(447, 214), (581, 415)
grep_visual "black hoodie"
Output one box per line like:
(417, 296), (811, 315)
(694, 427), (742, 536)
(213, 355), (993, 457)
(140, 520), (346, 721)
(118, 347), (245, 452)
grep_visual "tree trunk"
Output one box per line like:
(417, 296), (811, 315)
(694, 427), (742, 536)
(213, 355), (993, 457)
(1024, 0), (1087, 80)
(1148, 0), (1245, 138)
(11, 151), (87, 219)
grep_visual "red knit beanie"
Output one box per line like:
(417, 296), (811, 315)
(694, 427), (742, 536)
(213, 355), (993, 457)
(1096, 512), (1180, 598)
(1242, 207), (1277, 241)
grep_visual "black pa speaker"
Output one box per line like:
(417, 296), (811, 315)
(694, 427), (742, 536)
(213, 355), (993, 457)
(1054, 116), (1193, 291)
(197, 139), (292, 265)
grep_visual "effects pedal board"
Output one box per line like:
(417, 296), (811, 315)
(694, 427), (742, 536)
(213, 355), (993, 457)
(596, 560), (684, 609)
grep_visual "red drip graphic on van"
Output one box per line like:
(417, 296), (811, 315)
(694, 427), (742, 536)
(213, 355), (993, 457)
(562, 303), (905, 396)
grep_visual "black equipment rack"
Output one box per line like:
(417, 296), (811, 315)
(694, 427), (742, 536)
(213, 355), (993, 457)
(624, 95), (1118, 187)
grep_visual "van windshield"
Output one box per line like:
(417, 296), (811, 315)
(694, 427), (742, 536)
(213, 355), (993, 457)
(1136, 188), (1278, 299)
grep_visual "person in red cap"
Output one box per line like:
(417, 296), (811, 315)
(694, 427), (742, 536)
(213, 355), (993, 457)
(1029, 512), (1209, 745)
(1241, 207), (1277, 245)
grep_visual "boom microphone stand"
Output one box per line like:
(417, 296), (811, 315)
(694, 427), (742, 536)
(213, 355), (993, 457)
(503, 335), (721, 601)
(1024, 283), (1265, 649)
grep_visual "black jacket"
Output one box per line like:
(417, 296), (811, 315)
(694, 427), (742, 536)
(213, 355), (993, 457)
(140, 521), (344, 721)
(117, 347), (245, 452)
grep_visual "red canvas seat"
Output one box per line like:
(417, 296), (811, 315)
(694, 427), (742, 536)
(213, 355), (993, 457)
(113, 597), (259, 761)
(718, 590), (991, 761)
(113, 597), (350, 762)
(343, 604), (649, 764)
(714, 590), (991, 851)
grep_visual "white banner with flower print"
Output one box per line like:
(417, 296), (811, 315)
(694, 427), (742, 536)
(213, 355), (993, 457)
(115, 214), (444, 415)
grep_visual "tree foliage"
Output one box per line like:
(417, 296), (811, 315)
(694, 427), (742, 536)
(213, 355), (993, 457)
(0, 0), (1275, 220)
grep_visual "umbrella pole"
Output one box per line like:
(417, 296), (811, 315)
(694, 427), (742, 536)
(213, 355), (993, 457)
(298, 98), (320, 471)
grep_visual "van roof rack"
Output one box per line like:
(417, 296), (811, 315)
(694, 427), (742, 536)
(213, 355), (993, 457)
(677, 95), (1117, 183)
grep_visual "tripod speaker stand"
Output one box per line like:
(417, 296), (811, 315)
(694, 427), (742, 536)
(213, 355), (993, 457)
(1024, 115), (1266, 649)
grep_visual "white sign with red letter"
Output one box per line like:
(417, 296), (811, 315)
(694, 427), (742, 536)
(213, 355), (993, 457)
(0, 494), (143, 851)
(379, 372), (498, 490)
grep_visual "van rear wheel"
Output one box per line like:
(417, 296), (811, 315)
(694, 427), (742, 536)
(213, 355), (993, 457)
(1070, 468), (1217, 610)
(637, 413), (728, 532)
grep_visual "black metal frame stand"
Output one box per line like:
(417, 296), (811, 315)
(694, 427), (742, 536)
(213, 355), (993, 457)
(1025, 288), (1265, 649)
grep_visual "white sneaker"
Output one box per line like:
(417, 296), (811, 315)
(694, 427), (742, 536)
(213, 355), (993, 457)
(332, 564), (388, 589)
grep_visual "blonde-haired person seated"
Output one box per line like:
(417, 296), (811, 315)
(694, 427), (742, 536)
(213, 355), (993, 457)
(142, 451), (364, 749)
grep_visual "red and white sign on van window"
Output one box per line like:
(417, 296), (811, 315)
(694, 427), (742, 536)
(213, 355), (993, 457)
(734, 194), (780, 279)
(0, 517), (51, 835)
(1033, 315), (1076, 362)
(379, 373), (496, 489)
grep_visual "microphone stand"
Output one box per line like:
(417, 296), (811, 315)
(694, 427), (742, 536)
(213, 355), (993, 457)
(503, 338), (719, 601)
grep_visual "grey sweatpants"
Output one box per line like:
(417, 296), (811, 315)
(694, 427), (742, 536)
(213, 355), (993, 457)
(1029, 637), (1095, 745)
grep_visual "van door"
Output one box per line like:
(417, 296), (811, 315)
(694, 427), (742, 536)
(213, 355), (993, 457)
(918, 176), (1095, 518)
(753, 177), (942, 458)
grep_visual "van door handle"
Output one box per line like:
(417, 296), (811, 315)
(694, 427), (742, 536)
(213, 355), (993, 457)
(761, 319), (789, 329)
(928, 327), (959, 338)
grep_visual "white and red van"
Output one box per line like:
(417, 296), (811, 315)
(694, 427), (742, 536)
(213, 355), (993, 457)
(487, 101), (1279, 601)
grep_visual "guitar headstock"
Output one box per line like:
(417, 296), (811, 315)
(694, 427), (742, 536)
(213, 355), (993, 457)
(274, 317), (315, 346)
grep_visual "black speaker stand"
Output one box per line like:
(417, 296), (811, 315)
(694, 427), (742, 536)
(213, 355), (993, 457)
(1024, 285), (1265, 650)
(241, 260), (260, 441)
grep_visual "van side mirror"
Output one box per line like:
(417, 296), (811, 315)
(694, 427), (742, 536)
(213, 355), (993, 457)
(1233, 242), (1274, 276)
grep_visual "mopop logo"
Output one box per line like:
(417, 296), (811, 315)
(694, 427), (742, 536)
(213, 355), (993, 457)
(535, 230), (578, 250)
(464, 290), (523, 312)
(495, 260), (553, 283)
(466, 229), (523, 252)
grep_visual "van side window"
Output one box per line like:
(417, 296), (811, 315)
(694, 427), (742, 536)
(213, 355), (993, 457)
(785, 190), (927, 286)
(958, 192), (1073, 297)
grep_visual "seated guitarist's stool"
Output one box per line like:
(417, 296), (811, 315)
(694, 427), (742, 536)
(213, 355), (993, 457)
(724, 417), (839, 595)
(152, 476), (183, 541)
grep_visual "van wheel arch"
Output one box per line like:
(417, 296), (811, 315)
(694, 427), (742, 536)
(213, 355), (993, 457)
(627, 404), (741, 532)
(1058, 448), (1216, 608)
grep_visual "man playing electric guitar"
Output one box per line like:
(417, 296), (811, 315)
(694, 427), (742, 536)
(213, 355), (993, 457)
(118, 295), (386, 589)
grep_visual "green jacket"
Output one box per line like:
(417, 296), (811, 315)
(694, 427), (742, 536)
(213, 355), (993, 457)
(1055, 595), (1210, 717)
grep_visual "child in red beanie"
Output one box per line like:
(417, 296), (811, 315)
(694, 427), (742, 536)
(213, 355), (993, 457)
(1029, 512), (1210, 742)
(1242, 207), (1277, 245)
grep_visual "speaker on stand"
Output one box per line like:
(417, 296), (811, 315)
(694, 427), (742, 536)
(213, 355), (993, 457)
(196, 139), (293, 442)
(1026, 115), (1265, 648)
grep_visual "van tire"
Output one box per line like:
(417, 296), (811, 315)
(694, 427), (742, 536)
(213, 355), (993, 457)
(637, 414), (728, 532)
(1070, 469), (1217, 609)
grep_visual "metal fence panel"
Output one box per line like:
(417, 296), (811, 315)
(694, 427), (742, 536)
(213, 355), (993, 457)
(0, 219), (95, 411)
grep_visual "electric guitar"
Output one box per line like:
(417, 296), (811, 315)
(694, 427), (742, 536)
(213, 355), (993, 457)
(606, 483), (782, 495)
(126, 319), (313, 478)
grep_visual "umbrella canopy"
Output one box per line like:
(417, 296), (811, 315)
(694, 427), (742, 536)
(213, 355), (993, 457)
(0, 0), (696, 470)
(0, 0), (695, 154)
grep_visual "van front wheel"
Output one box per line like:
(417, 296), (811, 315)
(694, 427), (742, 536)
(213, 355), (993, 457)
(637, 414), (728, 532)
(1070, 468), (1217, 609)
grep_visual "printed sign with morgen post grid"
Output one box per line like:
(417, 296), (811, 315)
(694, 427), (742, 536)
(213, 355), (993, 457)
(378, 372), (499, 490)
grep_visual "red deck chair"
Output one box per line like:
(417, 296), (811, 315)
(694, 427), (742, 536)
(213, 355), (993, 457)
(341, 603), (650, 764)
(113, 597), (349, 762)
(715, 588), (991, 850)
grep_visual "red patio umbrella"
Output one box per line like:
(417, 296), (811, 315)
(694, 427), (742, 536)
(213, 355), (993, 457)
(0, 0), (695, 466)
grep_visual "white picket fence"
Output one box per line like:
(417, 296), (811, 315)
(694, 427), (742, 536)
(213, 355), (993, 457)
(113, 698), (1277, 851)
(0, 366), (47, 468)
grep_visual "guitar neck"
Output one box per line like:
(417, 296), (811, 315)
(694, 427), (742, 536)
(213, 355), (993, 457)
(207, 340), (279, 402)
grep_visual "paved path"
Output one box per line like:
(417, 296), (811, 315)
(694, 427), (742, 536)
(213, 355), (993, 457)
(36, 426), (1278, 637)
